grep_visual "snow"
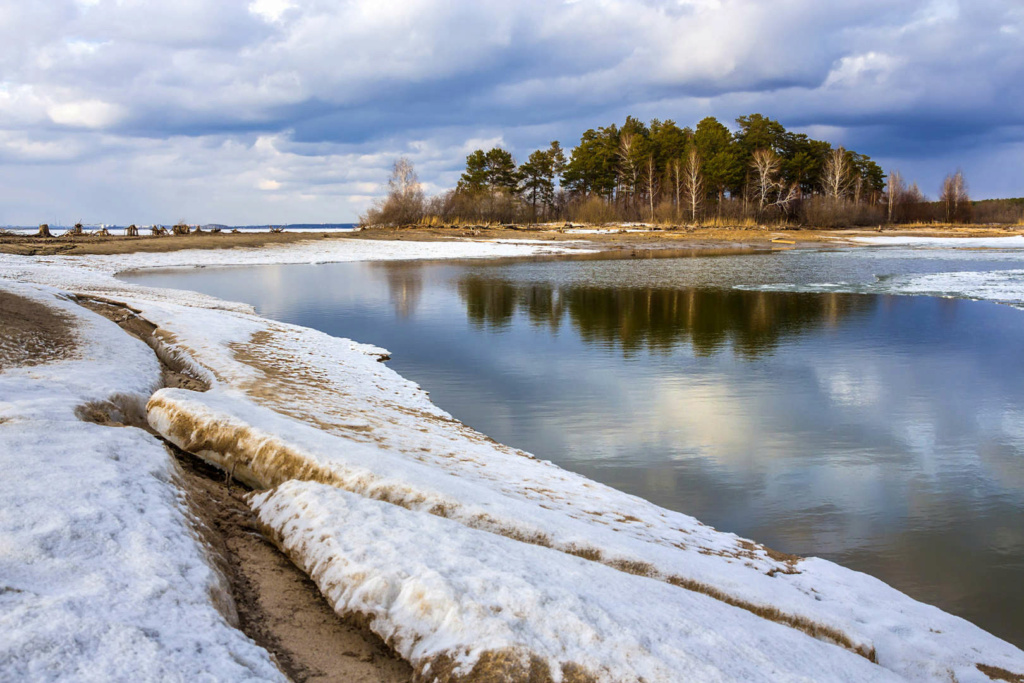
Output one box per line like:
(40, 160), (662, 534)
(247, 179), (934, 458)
(738, 235), (1024, 308)
(2, 236), (1024, 681)
(250, 481), (900, 682)
(850, 235), (1024, 248)
(0, 282), (284, 681)
(565, 228), (656, 234)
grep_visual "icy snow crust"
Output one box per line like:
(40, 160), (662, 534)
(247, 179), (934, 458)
(3, 237), (1024, 681)
(0, 282), (285, 681)
(743, 236), (1024, 308)
(249, 482), (899, 682)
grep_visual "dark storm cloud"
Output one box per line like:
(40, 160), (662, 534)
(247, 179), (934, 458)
(0, 0), (1021, 223)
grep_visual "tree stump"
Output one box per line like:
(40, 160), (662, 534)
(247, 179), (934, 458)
(125, 224), (139, 237)
(37, 224), (52, 238)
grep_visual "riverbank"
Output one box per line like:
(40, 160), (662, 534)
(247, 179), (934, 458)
(3, 238), (1024, 681)
(2, 223), (1022, 257)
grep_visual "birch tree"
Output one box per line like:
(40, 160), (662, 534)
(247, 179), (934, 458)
(618, 133), (640, 212)
(751, 148), (781, 214)
(642, 154), (658, 222)
(682, 148), (703, 223)
(362, 157), (425, 226)
(886, 169), (905, 223)
(671, 158), (683, 213)
(821, 147), (852, 200)
(940, 170), (969, 223)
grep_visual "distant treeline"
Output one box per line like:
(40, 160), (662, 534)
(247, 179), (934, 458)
(361, 114), (1024, 228)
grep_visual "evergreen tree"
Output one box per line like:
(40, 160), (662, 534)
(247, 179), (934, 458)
(694, 117), (741, 203)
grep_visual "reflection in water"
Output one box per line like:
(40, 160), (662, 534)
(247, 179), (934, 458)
(122, 252), (1024, 647)
(377, 261), (424, 318)
(457, 276), (872, 356)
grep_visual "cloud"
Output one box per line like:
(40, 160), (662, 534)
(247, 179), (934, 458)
(0, 0), (1021, 223)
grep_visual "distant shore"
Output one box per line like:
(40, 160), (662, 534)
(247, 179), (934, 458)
(2, 222), (1022, 257)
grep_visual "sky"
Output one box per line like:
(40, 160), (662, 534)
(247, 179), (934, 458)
(0, 0), (1022, 225)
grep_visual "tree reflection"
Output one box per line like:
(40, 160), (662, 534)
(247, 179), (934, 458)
(371, 262), (424, 318)
(457, 276), (871, 356)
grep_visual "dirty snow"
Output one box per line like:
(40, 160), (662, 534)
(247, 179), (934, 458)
(251, 481), (900, 682)
(0, 281), (284, 681)
(2, 237), (1024, 681)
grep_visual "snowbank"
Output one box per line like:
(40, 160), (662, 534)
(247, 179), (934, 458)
(0, 282), (284, 681)
(250, 481), (899, 682)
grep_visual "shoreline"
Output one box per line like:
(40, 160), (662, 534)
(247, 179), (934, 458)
(2, 223), (1023, 257)
(3, 237), (1024, 681)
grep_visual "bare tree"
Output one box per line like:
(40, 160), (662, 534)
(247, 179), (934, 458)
(361, 157), (425, 226)
(940, 169), (969, 223)
(886, 169), (905, 223)
(821, 147), (852, 200)
(751, 149), (781, 214)
(617, 134), (640, 214)
(682, 148), (703, 224)
(671, 158), (683, 213)
(642, 154), (658, 222)
(750, 148), (798, 220)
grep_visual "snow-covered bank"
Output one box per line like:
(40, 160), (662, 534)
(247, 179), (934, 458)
(3, 237), (1024, 681)
(0, 282), (284, 681)
(250, 481), (898, 682)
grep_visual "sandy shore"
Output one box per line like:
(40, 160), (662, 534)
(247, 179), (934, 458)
(2, 223), (1022, 257)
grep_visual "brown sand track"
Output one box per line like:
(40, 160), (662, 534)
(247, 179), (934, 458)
(0, 290), (77, 369)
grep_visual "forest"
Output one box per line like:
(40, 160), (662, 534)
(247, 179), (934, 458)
(362, 113), (1023, 228)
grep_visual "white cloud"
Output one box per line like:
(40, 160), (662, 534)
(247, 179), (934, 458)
(0, 0), (1021, 222)
(249, 0), (294, 23)
(47, 99), (125, 129)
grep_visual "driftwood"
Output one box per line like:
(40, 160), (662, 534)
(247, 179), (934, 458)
(172, 223), (191, 235)
(231, 228), (241, 234)
(193, 225), (204, 234)
(124, 224), (139, 237)
(37, 224), (53, 238)
(151, 225), (168, 236)
(210, 227), (222, 234)
(269, 227), (284, 233)
(70, 222), (84, 236)
(94, 228), (110, 236)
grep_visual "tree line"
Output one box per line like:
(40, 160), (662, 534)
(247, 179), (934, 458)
(362, 113), (1013, 228)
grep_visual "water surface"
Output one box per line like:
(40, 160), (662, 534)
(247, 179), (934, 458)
(126, 247), (1024, 646)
